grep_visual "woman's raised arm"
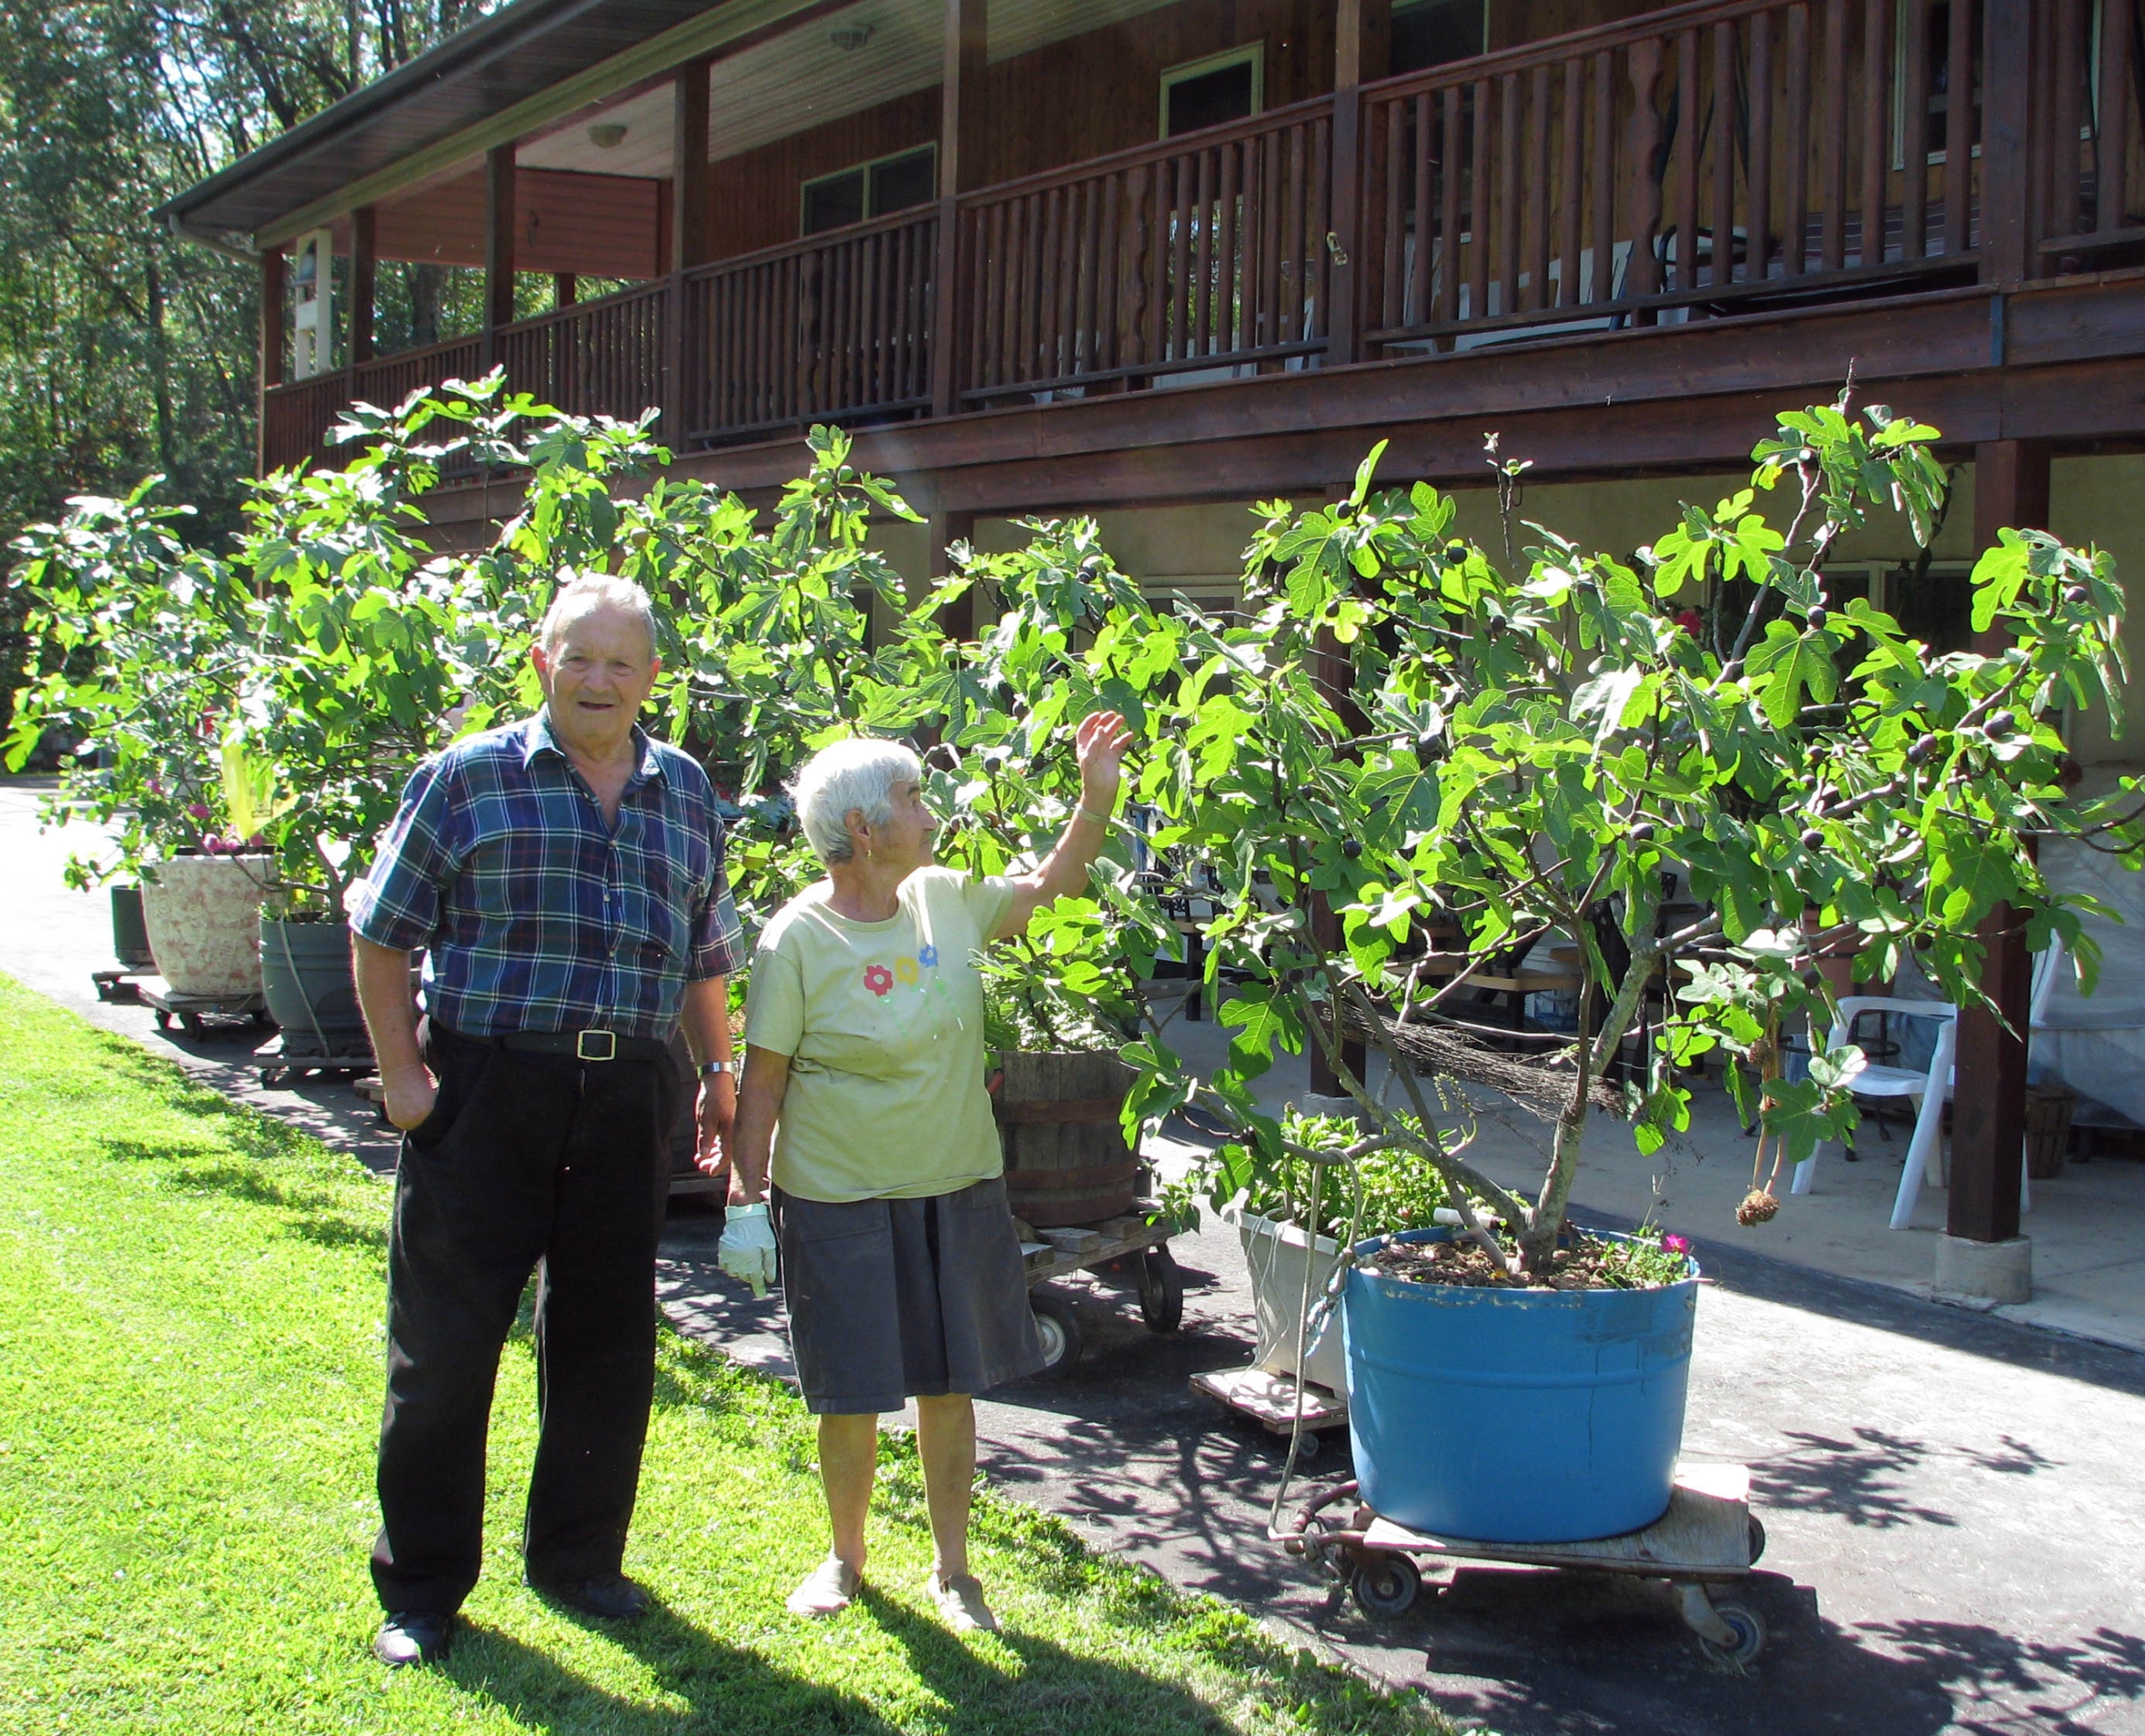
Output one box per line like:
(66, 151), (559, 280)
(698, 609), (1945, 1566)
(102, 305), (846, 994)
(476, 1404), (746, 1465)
(995, 710), (1134, 939)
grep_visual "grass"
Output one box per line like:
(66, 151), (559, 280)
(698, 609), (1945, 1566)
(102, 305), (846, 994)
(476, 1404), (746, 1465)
(0, 974), (1450, 1736)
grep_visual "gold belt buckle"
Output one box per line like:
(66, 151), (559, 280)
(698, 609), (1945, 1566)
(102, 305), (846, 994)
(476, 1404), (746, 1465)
(576, 1030), (618, 1062)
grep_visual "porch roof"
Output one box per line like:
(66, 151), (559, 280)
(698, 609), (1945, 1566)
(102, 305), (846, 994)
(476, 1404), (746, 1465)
(157, 0), (786, 253)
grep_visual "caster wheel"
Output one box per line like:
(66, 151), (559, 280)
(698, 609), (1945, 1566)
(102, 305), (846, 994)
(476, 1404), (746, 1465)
(1699, 1603), (1767, 1666)
(179, 1010), (204, 1037)
(1349, 1552), (1421, 1620)
(1029, 1290), (1083, 1377)
(261, 1067), (288, 1088)
(1289, 1429), (1323, 1463)
(1138, 1244), (1185, 1331)
(251, 1008), (273, 1027)
(1746, 1514), (1767, 1566)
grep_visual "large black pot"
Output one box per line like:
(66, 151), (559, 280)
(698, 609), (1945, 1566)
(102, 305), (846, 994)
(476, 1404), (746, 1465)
(260, 917), (367, 1055)
(111, 885), (155, 970)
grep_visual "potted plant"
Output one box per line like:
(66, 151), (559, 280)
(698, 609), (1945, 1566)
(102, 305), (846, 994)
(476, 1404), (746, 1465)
(1163, 1108), (1450, 1398)
(5, 484), (279, 997)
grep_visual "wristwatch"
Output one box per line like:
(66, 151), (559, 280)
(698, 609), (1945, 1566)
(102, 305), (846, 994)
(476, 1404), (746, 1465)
(697, 1059), (735, 1077)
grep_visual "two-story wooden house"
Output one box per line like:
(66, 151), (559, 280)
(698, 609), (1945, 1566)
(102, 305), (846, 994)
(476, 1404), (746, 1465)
(163, 0), (2145, 1280)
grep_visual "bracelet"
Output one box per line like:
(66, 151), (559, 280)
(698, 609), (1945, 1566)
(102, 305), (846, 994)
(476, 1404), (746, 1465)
(1075, 803), (1114, 827)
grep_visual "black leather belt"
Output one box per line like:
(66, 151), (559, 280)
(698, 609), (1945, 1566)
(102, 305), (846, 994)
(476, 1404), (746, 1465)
(492, 1028), (669, 1063)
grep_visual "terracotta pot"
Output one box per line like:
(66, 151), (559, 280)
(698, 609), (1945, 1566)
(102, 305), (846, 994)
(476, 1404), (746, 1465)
(140, 854), (272, 996)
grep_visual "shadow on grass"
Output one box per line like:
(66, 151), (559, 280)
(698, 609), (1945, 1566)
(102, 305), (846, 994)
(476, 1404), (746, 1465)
(859, 1586), (1239, 1735)
(444, 1613), (903, 1736)
(95, 1134), (388, 1253)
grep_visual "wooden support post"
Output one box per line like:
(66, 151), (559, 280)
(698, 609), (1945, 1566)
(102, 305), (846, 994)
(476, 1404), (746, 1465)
(482, 143), (517, 369)
(1328, 0), (1391, 365)
(257, 248), (284, 476)
(1947, 437), (2051, 1245)
(673, 57), (714, 269)
(553, 274), (577, 307)
(667, 56), (714, 446)
(928, 508), (978, 638)
(1979, 0), (2035, 286)
(350, 206), (377, 365)
(930, 0), (988, 417)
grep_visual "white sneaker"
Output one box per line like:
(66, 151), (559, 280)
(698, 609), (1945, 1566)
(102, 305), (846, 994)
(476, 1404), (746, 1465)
(925, 1570), (998, 1633)
(786, 1555), (861, 1618)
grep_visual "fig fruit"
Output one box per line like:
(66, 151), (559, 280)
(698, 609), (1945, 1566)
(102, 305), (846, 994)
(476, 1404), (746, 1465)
(1341, 839), (1363, 859)
(1906, 733), (1936, 763)
(1801, 827), (1826, 850)
(1984, 710), (2015, 738)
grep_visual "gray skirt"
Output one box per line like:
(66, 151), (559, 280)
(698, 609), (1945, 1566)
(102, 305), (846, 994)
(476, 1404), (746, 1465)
(773, 1175), (1046, 1415)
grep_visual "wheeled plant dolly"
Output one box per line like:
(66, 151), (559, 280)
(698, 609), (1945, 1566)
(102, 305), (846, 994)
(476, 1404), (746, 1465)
(1021, 1206), (1185, 1374)
(1277, 1462), (1770, 1665)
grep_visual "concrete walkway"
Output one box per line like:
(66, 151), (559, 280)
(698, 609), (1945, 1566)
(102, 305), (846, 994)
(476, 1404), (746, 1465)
(6, 780), (2143, 1734)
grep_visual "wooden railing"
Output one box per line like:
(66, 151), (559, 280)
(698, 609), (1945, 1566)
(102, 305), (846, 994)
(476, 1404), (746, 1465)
(2036, 0), (2145, 261)
(680, 208), (937, 442)
(952, 98), (1334, 405)
(256, 0), (2142, 478)
(496, 285), (667, 423)
(1355, 0), (1982, 354)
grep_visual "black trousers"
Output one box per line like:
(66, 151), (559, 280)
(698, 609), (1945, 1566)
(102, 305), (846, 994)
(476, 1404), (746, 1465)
(370, 1021), (676, 1615)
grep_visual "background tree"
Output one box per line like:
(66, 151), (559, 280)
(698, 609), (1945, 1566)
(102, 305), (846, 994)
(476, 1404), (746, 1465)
(0, 0), (496, 732)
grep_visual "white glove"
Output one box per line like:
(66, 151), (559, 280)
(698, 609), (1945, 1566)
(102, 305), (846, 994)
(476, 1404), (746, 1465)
(718, 1201), (778, 1299)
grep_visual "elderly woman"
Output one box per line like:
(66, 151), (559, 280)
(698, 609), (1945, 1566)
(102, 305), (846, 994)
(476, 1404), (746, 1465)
(715, 712), (1131, 1632)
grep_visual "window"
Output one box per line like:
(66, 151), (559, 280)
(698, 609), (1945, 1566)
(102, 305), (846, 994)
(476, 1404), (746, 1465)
(1390, 0), (1486, 76)
(801, 144), (938, 237)
(1160, 45), (1264, 140)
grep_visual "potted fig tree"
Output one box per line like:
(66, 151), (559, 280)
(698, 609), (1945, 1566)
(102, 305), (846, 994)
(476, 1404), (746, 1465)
(1063, 395), (2133, 1547)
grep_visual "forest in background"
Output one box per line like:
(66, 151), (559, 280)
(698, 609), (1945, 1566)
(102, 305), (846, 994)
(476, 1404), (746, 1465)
(0, 0), (498, 727)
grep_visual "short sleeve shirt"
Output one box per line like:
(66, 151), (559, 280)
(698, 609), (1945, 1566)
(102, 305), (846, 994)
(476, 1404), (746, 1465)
(745, 866), (1018, 1202)
(347, 713), (745, 1038)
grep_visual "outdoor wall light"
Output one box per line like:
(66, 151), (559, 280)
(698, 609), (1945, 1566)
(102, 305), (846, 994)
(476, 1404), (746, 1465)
(827, 23), (874, 50)
(587, 121), (629, 149)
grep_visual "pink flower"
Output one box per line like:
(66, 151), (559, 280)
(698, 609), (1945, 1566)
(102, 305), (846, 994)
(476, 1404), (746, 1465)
(1662, 1233), (1691, 1255)
(186, 803), (210, 821)
(863, 964), (893, 998)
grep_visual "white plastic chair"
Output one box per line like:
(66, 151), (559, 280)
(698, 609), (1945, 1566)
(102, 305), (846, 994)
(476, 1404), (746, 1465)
(1791, 937), (2066, 1230)
(1791, 998), (1961, 1229)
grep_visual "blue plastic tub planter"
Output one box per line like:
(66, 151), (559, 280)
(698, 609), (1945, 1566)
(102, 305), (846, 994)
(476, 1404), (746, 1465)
(1342, 1227), (1700, 1545)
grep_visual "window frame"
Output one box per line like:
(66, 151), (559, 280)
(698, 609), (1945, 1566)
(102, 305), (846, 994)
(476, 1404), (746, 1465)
(1158, 43), (1266, 142)
(799, 142), (939, 238)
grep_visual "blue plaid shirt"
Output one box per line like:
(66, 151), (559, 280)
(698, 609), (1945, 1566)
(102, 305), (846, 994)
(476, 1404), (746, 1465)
(348, 713), (746, 1039)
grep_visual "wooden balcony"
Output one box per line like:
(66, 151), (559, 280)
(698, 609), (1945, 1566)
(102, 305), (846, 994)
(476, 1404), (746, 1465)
(256, 0), (2145, 488)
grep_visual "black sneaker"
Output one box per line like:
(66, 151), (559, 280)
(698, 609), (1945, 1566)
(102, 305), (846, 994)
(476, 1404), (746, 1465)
(529, 1571), (650, 1620)
(374, 1610), (453, 1667)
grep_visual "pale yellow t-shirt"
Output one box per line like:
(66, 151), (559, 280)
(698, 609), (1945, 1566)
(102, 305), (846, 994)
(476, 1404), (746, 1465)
(746, 866), (1018, 1203)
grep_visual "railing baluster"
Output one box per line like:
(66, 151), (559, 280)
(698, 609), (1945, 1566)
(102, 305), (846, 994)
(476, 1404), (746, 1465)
(1786, 3), (1812, 273)
(1899, 0), (1929, 258)
(1627, 39), (1666, 298)
(1589, 54), (1612, 306)
(1861, 0), (1893, 268)
(2097, 0), (2133, 232)
(1409, 94), (1434, 326)
(1945, 0), (1974, 252)
(1558, 59), (1584, 307)
(1676, 29), (1700, 291)
(2053, 0), (2084, 239)
(1820, 0), (1848, 271)
(1749, 13), (1774, 280)
(1384, 98), (1408, 329)
(1711, 22), (1737, 287)
(1470, 79), (1493, 318)
(1500, 73), (1522, 313)
(1527, 65), (1553, 310)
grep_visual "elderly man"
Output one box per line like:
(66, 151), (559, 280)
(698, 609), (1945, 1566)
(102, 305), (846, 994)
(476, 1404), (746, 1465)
(349, 574), (742, 1668)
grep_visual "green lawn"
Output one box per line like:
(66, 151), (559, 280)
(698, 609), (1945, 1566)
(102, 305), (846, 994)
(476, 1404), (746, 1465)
(0, 975), (1445, 1735)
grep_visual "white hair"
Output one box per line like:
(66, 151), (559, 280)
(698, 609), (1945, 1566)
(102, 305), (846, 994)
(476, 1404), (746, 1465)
(540, 573), (658, 659)
(791, 737), (923, 866)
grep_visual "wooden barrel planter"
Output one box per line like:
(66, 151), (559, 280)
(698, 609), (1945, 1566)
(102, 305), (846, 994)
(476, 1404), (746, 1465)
(991, 1050), (1140, 1227)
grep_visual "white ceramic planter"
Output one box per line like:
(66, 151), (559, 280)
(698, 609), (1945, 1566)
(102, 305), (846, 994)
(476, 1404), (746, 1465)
(1228, 1206), (1349, 1396)
(140, 855), (271, 997)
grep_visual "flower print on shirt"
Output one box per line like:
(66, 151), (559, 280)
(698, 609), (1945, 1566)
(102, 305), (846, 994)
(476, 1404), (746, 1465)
(917, 943), (939, 969)
(895, 956), (921, 985)
(863, 964), (894, 997)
